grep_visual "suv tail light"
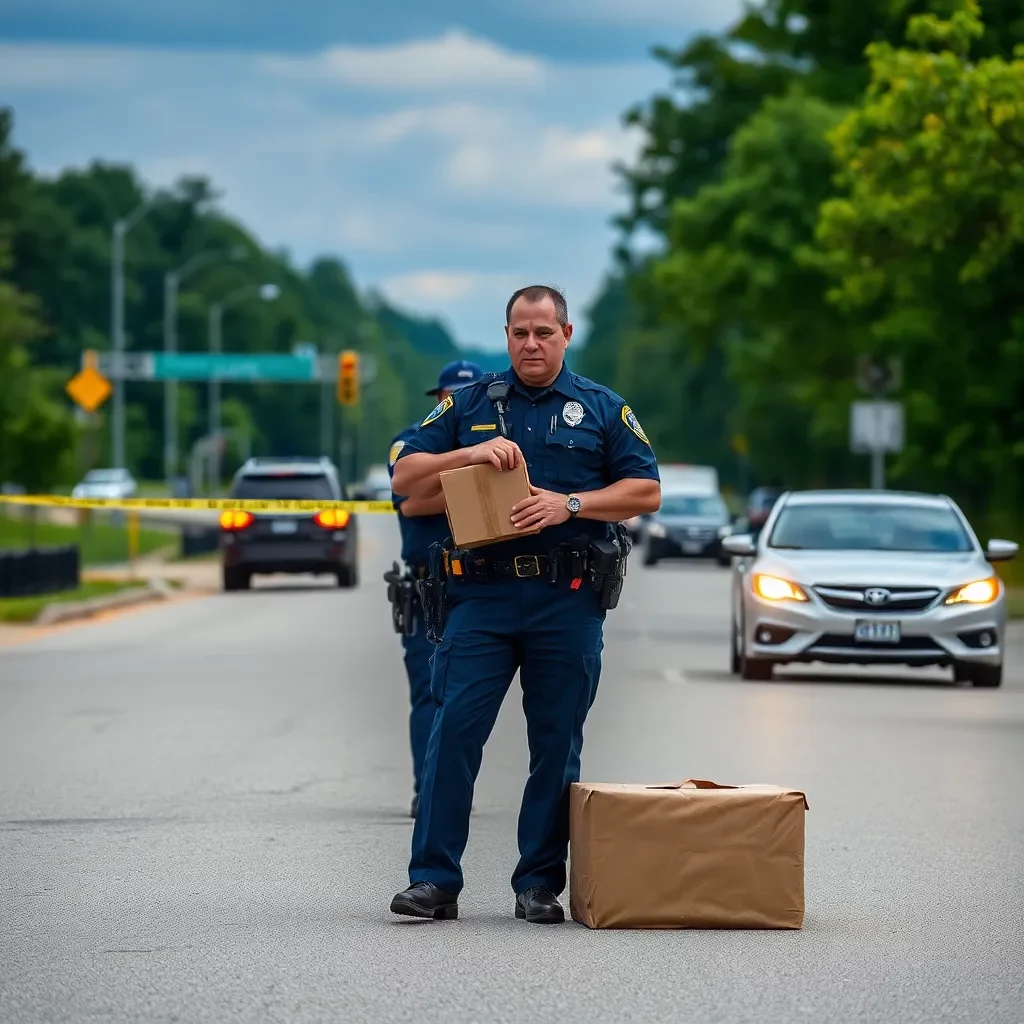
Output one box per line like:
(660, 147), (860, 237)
(220, 510), (254, 530)
(314, 510), (350, 529)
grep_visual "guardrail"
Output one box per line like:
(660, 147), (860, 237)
(0, 546), (80, 598)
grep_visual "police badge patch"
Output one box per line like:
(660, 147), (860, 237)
(621, 405), (650, 444)
(421, 395), (454, 426)
(388, 440), (405, 466)
(562, 401), (585, 427)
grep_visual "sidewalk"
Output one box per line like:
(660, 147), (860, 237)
(83, 552), (220, 593)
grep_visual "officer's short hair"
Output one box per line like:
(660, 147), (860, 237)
(505, 285), (568, 328)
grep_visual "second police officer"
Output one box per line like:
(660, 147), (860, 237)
(390, 285), (661, 924)
(386, 360), (484, 819)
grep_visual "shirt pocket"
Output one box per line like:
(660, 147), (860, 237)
(543, 428), (602, 489)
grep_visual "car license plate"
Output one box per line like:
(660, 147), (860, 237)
(854, 620), (901, 644)
(271, 519), (298, 535)
(682, 541), (703, 554)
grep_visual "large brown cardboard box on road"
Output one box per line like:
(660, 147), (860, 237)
(569, 779), (808, 929)
(439, 461), (541, 549)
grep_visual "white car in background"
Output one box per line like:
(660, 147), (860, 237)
(723, 490), (1017, 687)
(71, 468), (137, 500)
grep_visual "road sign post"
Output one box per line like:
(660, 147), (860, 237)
(850, 400), (904, 489)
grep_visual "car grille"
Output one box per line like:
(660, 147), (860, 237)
(812, 634), (944, 653)
(669, 527), (717, 543)
(812, 585), (940, 614)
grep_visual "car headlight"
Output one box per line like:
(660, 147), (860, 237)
(647, 522), (667, 539)
(752, 573), (808, 602)
(945, 577), (1000, 605)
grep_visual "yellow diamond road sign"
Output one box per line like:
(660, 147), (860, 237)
(66, 365), (112, 413)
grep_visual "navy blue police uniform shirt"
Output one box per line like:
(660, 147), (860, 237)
(395, 365), (660, 558)
(388, 422), (453, 568)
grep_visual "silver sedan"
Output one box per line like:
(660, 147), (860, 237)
(722, 490), (1018, 687)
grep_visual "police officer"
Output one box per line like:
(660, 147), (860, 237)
(389, 285), (661, 924)
(388, 360), (484, 820)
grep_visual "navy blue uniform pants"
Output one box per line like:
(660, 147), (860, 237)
(409, 581), (604, 896)
(401, 603), (436, 796)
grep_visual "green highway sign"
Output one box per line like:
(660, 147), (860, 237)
(94, 351), (319, 382)
(153, 352), (317, 381)
(90, 350), (378, 384)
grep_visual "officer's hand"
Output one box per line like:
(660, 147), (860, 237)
(511, 485), (570, 531)
(469, 437), (522, 472)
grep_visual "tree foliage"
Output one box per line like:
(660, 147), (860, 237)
(581, 0), (1023, 527)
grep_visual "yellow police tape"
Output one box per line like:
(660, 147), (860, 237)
(0, 494), (395, 514)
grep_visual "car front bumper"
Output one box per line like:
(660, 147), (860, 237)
(648, 535), (723, 559)
(742, 590), (1006, 668)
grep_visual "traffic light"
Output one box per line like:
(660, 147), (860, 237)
(337, 350), (359, 406)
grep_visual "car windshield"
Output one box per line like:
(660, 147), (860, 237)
(769, 503), (973, 552)
(659, 495), (727, 518)
(232, 473), (335, 500)
(84, 470), (126, 482)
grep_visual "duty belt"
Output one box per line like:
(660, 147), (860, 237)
(447, 552), (555, 582)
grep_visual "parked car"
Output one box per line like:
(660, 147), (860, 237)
(348, 464), (393, 502)
(219, 456), (358, 591)
(71, 468), (137, 500)
(747, 486), (782, 533)
(626, 464), (721, 543)
(643, 489), (732, 567)
(723, 489), (1018, 687)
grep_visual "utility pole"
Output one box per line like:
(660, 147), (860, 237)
(163, 246), (246, 488)
(163, 270), (178, 485)
(110, 197), (156, 469)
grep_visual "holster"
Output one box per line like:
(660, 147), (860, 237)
(419, 540), (451, 644)
(382, 561), (419, 636)
(588, 524), (632, 611)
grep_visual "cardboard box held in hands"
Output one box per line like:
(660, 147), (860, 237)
(439, 460), (541, 549)
(569, 778), (808, 929)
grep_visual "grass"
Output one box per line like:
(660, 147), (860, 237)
(0, 514), (173, 566)
(1006, 589), (1024, 620)
(0, 579), (145, 623)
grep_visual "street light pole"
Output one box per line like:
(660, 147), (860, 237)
(110, 197), (156, 470)
(208, 302), (224, 490)
(205, 282), (279, 491)
(163, 246), (247, 487)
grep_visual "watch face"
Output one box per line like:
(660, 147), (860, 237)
(567, 496), (582, 515)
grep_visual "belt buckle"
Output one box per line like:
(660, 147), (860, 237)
(514, 555), (541, 578)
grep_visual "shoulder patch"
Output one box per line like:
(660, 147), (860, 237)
(421, 395), (454, 426)
(388, 440), (406, 466)
(621, 405), (650, 445)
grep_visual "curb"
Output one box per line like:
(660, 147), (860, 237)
(34, 579), (175, 626)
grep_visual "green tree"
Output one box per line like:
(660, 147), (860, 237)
(816, 0), (1024, 521)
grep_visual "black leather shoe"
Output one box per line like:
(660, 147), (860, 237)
(390, 882), (458, 920)
(410, 794), (419, 819)
(515, 886), (564, 924)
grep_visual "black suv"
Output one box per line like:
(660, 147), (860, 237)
(219, 457), (359, 591)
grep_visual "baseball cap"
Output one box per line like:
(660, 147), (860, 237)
(426, 359), (484, 396)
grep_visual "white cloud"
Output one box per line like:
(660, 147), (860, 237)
(0, 42), (154, 88)
(535, 0), (747, 29)
(1, 33), (667, 345)
(381, 270), (484, 303)
(445, 121), (642, 207)
(260, 28), (545, 91)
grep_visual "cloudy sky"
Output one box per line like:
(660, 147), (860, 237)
(0, 0), (743, 350)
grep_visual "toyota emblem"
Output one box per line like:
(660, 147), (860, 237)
(865, 588), (891, 605)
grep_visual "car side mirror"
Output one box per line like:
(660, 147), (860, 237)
(722, 534), (756, 557)
(986, 539), (1019, 562)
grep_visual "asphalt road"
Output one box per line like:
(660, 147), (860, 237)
(2, 515), (1022, 1024)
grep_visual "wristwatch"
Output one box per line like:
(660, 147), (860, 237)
(566, 494), (582, 517)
